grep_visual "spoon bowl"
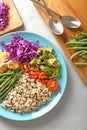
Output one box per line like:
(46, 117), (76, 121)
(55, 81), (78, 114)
(61, 15), (81, 28)
(49, 16), (64, 35)
(41, 0), (64, 35)
(31, 0), (81, 29)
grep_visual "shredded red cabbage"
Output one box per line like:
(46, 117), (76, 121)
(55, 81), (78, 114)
(0, 2), (9, 29)
(1, 33), (41, 63)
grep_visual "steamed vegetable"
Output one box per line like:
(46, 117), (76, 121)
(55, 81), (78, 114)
(66, 31), (87, 66)
(0, 69), (23, 100)
(30, 46), (61, 78)
(47, 79), (59, 91)
(1, 33), (40, 63)
(28, 68), (59, 91)
(38, 72), (50, 84)
(28, 66), (40, 79)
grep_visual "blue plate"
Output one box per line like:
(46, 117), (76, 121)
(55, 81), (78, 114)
(0, 31), (67, 121)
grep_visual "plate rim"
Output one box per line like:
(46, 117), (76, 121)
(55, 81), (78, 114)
(0, 31), (67, 121)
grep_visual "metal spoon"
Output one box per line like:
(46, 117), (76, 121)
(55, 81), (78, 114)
(60, 15), (81, 28)
(41, 0), (64, 35)
(30, 0), (81, 28)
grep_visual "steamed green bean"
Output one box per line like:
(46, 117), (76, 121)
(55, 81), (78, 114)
(0, 70), (23, 100)
(66, 31), (87, 66)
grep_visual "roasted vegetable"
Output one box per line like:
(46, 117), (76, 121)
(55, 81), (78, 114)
(8, 60), (20, 70)
(0, 50), (9, 64)
(0, 63), (8, 74)
(30, 46), (61, 78)
(37, 46), (53, 54)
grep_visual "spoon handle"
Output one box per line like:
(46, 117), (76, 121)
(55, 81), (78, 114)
(30, 0), (61, 17)
(41, 0), (51, 16)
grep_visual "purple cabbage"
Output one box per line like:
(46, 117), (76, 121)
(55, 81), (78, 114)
(0, 2), (9, 29)
(1, 33), (41, 63)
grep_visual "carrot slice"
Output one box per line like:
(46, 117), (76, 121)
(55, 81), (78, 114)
(28, 71), (40, 79)
(47, 79), (59, 91)
(28, 67), (40, 79)
(20, 62), (30, 72)
(38, 72), (50, 84)
(29, 67), (39, 72)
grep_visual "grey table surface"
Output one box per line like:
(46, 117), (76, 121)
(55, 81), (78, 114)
(0, 0), (87, 130)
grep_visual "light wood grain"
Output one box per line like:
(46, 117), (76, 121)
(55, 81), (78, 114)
(34, 0), (87, 86)
(0, 0), (23, 36)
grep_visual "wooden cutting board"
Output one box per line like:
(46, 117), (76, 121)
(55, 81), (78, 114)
(34, 0), (87, 86)
(0, 0), (23, 36)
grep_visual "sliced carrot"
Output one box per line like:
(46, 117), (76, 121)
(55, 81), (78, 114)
(20, 62), (30, 72)
(28, 71), (40, 79)
(38, 72), (50, 84)
(29, 67), (39, 72)
(47, 79), (59, 91)
(28, 67), (40, 79)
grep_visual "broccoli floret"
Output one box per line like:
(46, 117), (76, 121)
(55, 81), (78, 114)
(45, 46), (53, 52)
(40, 65), (52, 75)
(46, 58), (61, 67)
(52, 60), (61, 67)
(46, 58), (56, 67)
(47, 53), (56, 58)
(30, 58), (36, 66)
(52, 68), (61, 78)
(30, 45), (61, 78)
(37, 47), (43, 54)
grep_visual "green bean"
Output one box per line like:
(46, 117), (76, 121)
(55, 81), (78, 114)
(0, 76), (11, 89)
(0, 86), (13, 100)
(70, 50), (83, 60)
(77, 32), (87, 37)
(0, 78), (5, 82)
(72, 35), (85, 40)
(0, 70), (23, 100)
(66, 31), (87, 66)
(67, 42), (87, 47)
(0, 79), (15, 99)
(72, 32), (87, 40)
(81, 55), (87, 60)
(67, 41), (87, 44)
(75, 62), (87, 66)
(68, 47), (87, 50)
(0, 77), (12, 96)
(80, 51), (87, 56)
(0, 71), (14, 77)
(79, 38), (87, 42)
(1, 72), (22, 100)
